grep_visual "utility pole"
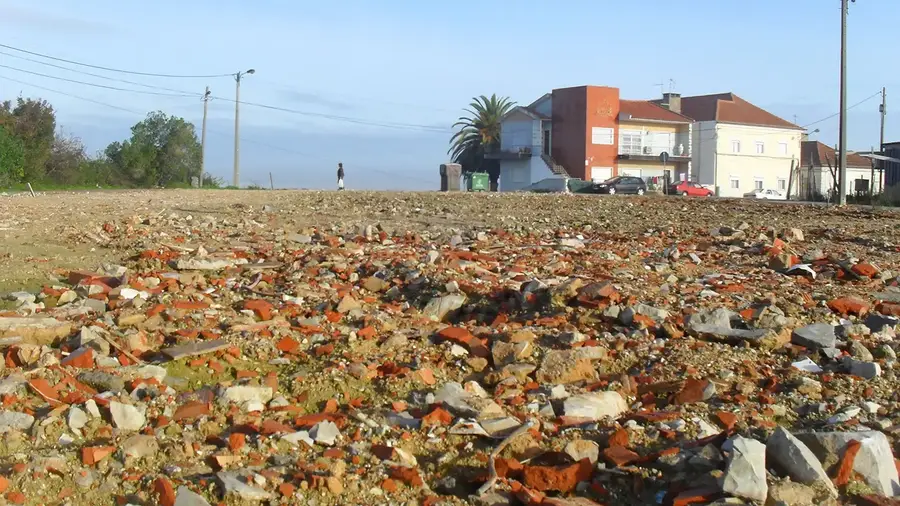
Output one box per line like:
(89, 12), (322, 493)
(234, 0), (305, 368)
(838, 0), (850, 205)
(200, 86), (210, 188)
(878, 87), (886, 194)
(233, 69), (255, 188)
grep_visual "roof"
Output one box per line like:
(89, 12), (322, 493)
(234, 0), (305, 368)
(801, 141), (870, 168)
(619, 100), (691, 123)
(503, 105), (549, 121)
(675, 93), (801, 130)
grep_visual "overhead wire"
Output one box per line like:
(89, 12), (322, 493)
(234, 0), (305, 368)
(0, 42), (234, 79)
(0, 73), (436, 186)
(0, 64), (200, 98)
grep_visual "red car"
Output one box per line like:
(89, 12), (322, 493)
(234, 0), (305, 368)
(668, 181), (714, 197)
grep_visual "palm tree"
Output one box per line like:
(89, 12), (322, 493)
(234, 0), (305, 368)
(448, 94), (515, 189)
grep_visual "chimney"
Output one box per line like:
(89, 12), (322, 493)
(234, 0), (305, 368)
(660, 93), (682, 114)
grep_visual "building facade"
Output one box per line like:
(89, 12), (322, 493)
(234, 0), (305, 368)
(675, 93), (803, 198)
(799, 141), (879, 199)
(494, 86), (693, 191)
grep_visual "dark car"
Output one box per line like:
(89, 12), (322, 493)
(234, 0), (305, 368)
(589, 176), (647, 195)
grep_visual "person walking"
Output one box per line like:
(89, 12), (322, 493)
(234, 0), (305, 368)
(337, 163), (345, 190)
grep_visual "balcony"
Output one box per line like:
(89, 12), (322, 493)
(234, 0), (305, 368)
(484, 144), (535, 160)
(617, 144), (690, 162)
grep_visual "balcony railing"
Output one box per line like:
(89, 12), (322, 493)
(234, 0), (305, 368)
(618, 144), (689, 158)
(484, 144), (536, 159)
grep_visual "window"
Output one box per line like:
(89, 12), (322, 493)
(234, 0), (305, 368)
(731, 140), (741, 153)
(755, 141), (765, 154)
(730, 178), (740, 189)
(620, 131), (642, 154)
(754, 179), (764, 190)
(777, 178), (787, 191)
(591, 127), (614, 145)
(779, 142), (788, 155)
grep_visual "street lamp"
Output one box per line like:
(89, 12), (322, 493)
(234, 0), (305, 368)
(233, 68), (255, 187)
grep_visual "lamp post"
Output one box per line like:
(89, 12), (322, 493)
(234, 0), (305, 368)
(233, 68), (255, 188)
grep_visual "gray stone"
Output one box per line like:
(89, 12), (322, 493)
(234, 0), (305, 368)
(634, 303), (669, 321)
(433, 382), (504, 420)
(0, 410), (34, 433)
(792, 323), (837, 350)
(480, 417), (522, 438)
(563, 392), (628, 421)
(685, 307), (779, 345)
(161, 339), (230, 360)
(174, 486), (212, 506)
(866, 314), (899, 333)
(536, 348), (605, 385)
(564, 439), (600, 464)
(844, 357), (882, 379)
(423, 294), (466, 321)
(849, 340), (875, 361)
(796, 431), (900, 496)
(77, 371), (126, 393)
(0, 316), (73, 346)
(287, 234), (312, 244)
(217, 471), (272, 500)
(766, 427), (837, 497)
(721, 436), (768, 502)
(310, 421), (341, 446)
(121, 434), (159, 459)
(73, 468), (95, 489)
(109, 401), (145, 431)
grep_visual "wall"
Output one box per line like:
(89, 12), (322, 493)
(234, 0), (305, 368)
(714, 123), (802, 197)
(500, 111), (541, 151)
(692, 121), (718, 186)
(551, 87), (587, 180)
(803, 166), (878, 197)
(499, 159), (532, 192)
(533, 96), (552, 118)
(584, 86), (620, 180)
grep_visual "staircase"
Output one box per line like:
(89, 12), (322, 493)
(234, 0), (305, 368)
(541, 153), (570, 178)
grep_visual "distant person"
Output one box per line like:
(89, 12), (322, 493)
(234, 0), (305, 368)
(337, 163), (345, 191)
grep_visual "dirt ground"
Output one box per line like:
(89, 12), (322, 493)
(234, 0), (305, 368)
(1, 190), (900, 506)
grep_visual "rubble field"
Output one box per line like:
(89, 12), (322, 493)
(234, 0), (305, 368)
(1, 189), (900, 506)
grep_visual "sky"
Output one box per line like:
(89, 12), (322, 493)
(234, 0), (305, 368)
(0, 0), (898, 190)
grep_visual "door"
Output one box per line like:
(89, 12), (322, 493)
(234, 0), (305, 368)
(621, 177), (638, 193)
(542, 130), (551, 156)
(590, 167), (612, 182)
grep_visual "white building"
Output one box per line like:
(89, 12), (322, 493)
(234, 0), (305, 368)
(799, 141), (880, 199)
(679, 93), (803, 198)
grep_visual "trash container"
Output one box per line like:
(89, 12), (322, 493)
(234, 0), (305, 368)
(439, 163), (461, 191)
(467, 172), (489, 192)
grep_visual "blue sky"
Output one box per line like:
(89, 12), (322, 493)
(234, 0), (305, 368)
(1, 0), (897, 189)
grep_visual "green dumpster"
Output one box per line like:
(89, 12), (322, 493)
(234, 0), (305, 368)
(467, 172), (489, 192)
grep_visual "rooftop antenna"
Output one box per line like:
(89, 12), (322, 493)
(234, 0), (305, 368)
(653, 81), (665, 95)
(668, 79), (676, 93)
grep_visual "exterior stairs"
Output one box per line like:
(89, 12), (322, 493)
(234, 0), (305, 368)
(541, 153), (570, 178)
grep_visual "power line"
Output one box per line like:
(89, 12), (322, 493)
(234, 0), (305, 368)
(1, 73), (435, 186)
(0, 74), (144, 114)
(210, 94), (451, 133)
(0, 64), (200, 98)
(0, 42), (233, 79)
(0, 50), (202, 97)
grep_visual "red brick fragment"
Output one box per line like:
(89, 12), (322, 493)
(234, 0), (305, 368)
(0, 476), (8, 493)
(61, 347), (95, 369)
(672, 487), (722, 506)
(876, 303), (900, 317)
(389, 466), (424, 487)
(82, 446), (116, 466)
(6, 492), (25, 505)
(714, 411), (738, 431)
(828, 296), (870, 316)
(436, 327), (489, 358)
(421, 406), (452, 427)
(674, 378), (712, 405)
(172, 401), (210, 421)
(315, 343), (335, 357)
(522, 459), (593, 493)
(228, 433), (246, 452)
(608, 428), (629, 447)
(244, 299), (274, 320)
(153, 477), (176, 506)
(173, 300), (209, 310)
(279, 482), (296, 497)
(834, 439), (862, 487)
(381, 478), (398, 493)
(603, 445), (640, 467)
(852, 262), (879, 278)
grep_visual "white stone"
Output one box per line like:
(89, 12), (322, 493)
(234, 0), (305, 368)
(109, 401), (146, 431)
(310, 421), (341, 446)
(220, 386), (274, 405)
(766, 427), (837, 497)
(67, 407), (88, 431)
(563, 392), (628, 421)
(721, 436), (767, 502)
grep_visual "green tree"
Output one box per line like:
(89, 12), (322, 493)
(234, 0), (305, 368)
(0, 98), (57, 182)
(0, 125), (25, 186)
(106, 111), (201, 187)
(448, 94), (515, 189)
(44, 132), (87, 184)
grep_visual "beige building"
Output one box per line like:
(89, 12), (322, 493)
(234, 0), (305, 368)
(799, 141), (880, 199)
(616, 97), (693, 185)
(664, 93), (804, 198)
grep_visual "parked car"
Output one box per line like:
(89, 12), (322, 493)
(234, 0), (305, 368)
(588, 176), (647, 195)
(668, 181), (714, 197)
(743, 189), (786, 200)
